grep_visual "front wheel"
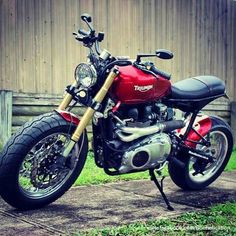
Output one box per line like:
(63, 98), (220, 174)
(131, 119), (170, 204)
(0, 112), (88, 209)
(168, 117), (233, 190)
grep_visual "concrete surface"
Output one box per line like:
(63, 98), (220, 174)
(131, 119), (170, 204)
(0, 171), (235, 235)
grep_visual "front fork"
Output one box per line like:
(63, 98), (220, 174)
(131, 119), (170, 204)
(58, 66), (119, 157)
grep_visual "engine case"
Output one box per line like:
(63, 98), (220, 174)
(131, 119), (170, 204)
(119, 133), (171, 173)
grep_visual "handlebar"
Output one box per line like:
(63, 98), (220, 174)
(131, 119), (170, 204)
(78, 29), (90, 36)
(74, 13), (103, 49)
(73, 27), (104, 53)
(95, 41), (101, 55)
(74, 13), (172, 81)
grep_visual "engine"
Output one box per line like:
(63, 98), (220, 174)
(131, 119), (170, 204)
(119, 133), (171, 173)
(93, 100), (184, 174)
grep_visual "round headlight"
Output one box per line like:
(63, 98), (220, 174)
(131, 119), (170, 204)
(75, 63), (97, 88)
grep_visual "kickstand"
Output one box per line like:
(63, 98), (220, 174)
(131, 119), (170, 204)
(149, 169), (174, 211)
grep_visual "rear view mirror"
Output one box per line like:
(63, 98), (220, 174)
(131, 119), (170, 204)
(81, 13), (92, 23)
(156, 49), (173, 60)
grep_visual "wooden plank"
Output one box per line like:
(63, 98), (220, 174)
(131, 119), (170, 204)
(12, 92), (81, 106)
(12, 124), (93, 134)
(202, 110), (230, 118)
(233, 0), (236, 100)
(17, 0), (36, 93)
(93, 0), (108, 50)
(6, 0), (17, 91)
(65, 0), (80, 87)
(203, 104), (230, 112)
(13, 106), (58, 115)
(16, 0), (27, 92)
(12, 98), (85, 111)
(1, 0), (16, 90)
(0, 0), (235, 101)
(50, 0), (67, 94)
(0, 90), (13, 145)
(13, 105), (86, 116)
(0, 0), (3, 89)
(12, 115), (34, 126)
(34, 0), (53, 94)
(12, 113), (91, 126)
(13, 92), (63, 99)
(231, 101), (236, 143)
(18, 95), (228, 112)
(13, 97), (66, 106)
(11, 126), (21, 134)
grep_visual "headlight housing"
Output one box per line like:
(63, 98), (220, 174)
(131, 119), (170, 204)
(74, 63), (97, 88)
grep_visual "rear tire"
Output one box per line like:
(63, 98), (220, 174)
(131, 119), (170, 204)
(168, 116), (233, 190)
(0, 112), (88, 209)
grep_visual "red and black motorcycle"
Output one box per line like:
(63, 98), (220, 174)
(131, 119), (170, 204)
(0, 14), (233, 210)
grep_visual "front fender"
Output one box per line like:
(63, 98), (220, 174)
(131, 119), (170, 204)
(55, 109), (80, 125)
(178, 114), (212, 147)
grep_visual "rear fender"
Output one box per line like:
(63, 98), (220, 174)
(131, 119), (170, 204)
(55, 109), (80, 125)
(178, 114), (212, 148)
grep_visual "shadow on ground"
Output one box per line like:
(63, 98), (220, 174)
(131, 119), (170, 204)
(0, 171), (235, 235)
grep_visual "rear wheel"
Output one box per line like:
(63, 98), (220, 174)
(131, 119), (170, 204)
(168, 116), (233, 190)
(0, 112), (88, 209)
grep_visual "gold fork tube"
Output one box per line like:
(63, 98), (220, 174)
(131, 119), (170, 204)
(58, 81), (78, 110)
(62, 67), (119, 157)
(58, 93), (73, 110)
(71, 67), (119, 142)
(71, 107), (96, 141)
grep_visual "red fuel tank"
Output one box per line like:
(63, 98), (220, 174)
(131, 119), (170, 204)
(110, 65), (171, 104)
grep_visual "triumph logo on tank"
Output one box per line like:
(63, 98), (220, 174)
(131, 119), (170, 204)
(134, 85), (153, 92)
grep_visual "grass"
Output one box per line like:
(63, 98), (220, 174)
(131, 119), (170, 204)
(225, 147), (236, 171)
(74, 148), (236, 186)
(0, 141), (235, 187)
(77, 202), (236, 236)
(74, 152), (150, 186)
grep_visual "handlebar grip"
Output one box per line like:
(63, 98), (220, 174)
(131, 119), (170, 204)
(78, 29), (89, 36)
(116, 60), (132, 66)
(75, 36), (84, 42)
(150, 65), (171, 80)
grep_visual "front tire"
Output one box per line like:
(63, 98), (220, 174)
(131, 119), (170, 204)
(0, 112), (88, 209)
(168, 117), (233, 190)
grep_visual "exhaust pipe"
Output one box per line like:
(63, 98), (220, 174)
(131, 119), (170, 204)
(116, 120), (185, 142)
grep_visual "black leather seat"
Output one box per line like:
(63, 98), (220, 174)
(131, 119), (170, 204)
(171, 76), (225, 99)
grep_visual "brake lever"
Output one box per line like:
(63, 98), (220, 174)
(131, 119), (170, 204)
(73, 32), (87, 42)
(75, 35), (84, 42)
(78, 29), (90, 36)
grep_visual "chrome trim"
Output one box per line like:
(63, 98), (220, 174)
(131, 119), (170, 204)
(116, 123), (165, 142)
(119, 133), (171, 173)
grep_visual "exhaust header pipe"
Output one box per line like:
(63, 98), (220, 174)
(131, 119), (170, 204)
(116, 120), (185, 142)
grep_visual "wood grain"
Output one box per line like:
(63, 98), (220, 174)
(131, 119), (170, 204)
(0, 0), (235, 99)
(0, 90), (13, 145)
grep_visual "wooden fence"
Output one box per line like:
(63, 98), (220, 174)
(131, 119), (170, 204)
(0, 90), (234, 146)
(0, 91), (12, 145)
(0, 0), (236, 99)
